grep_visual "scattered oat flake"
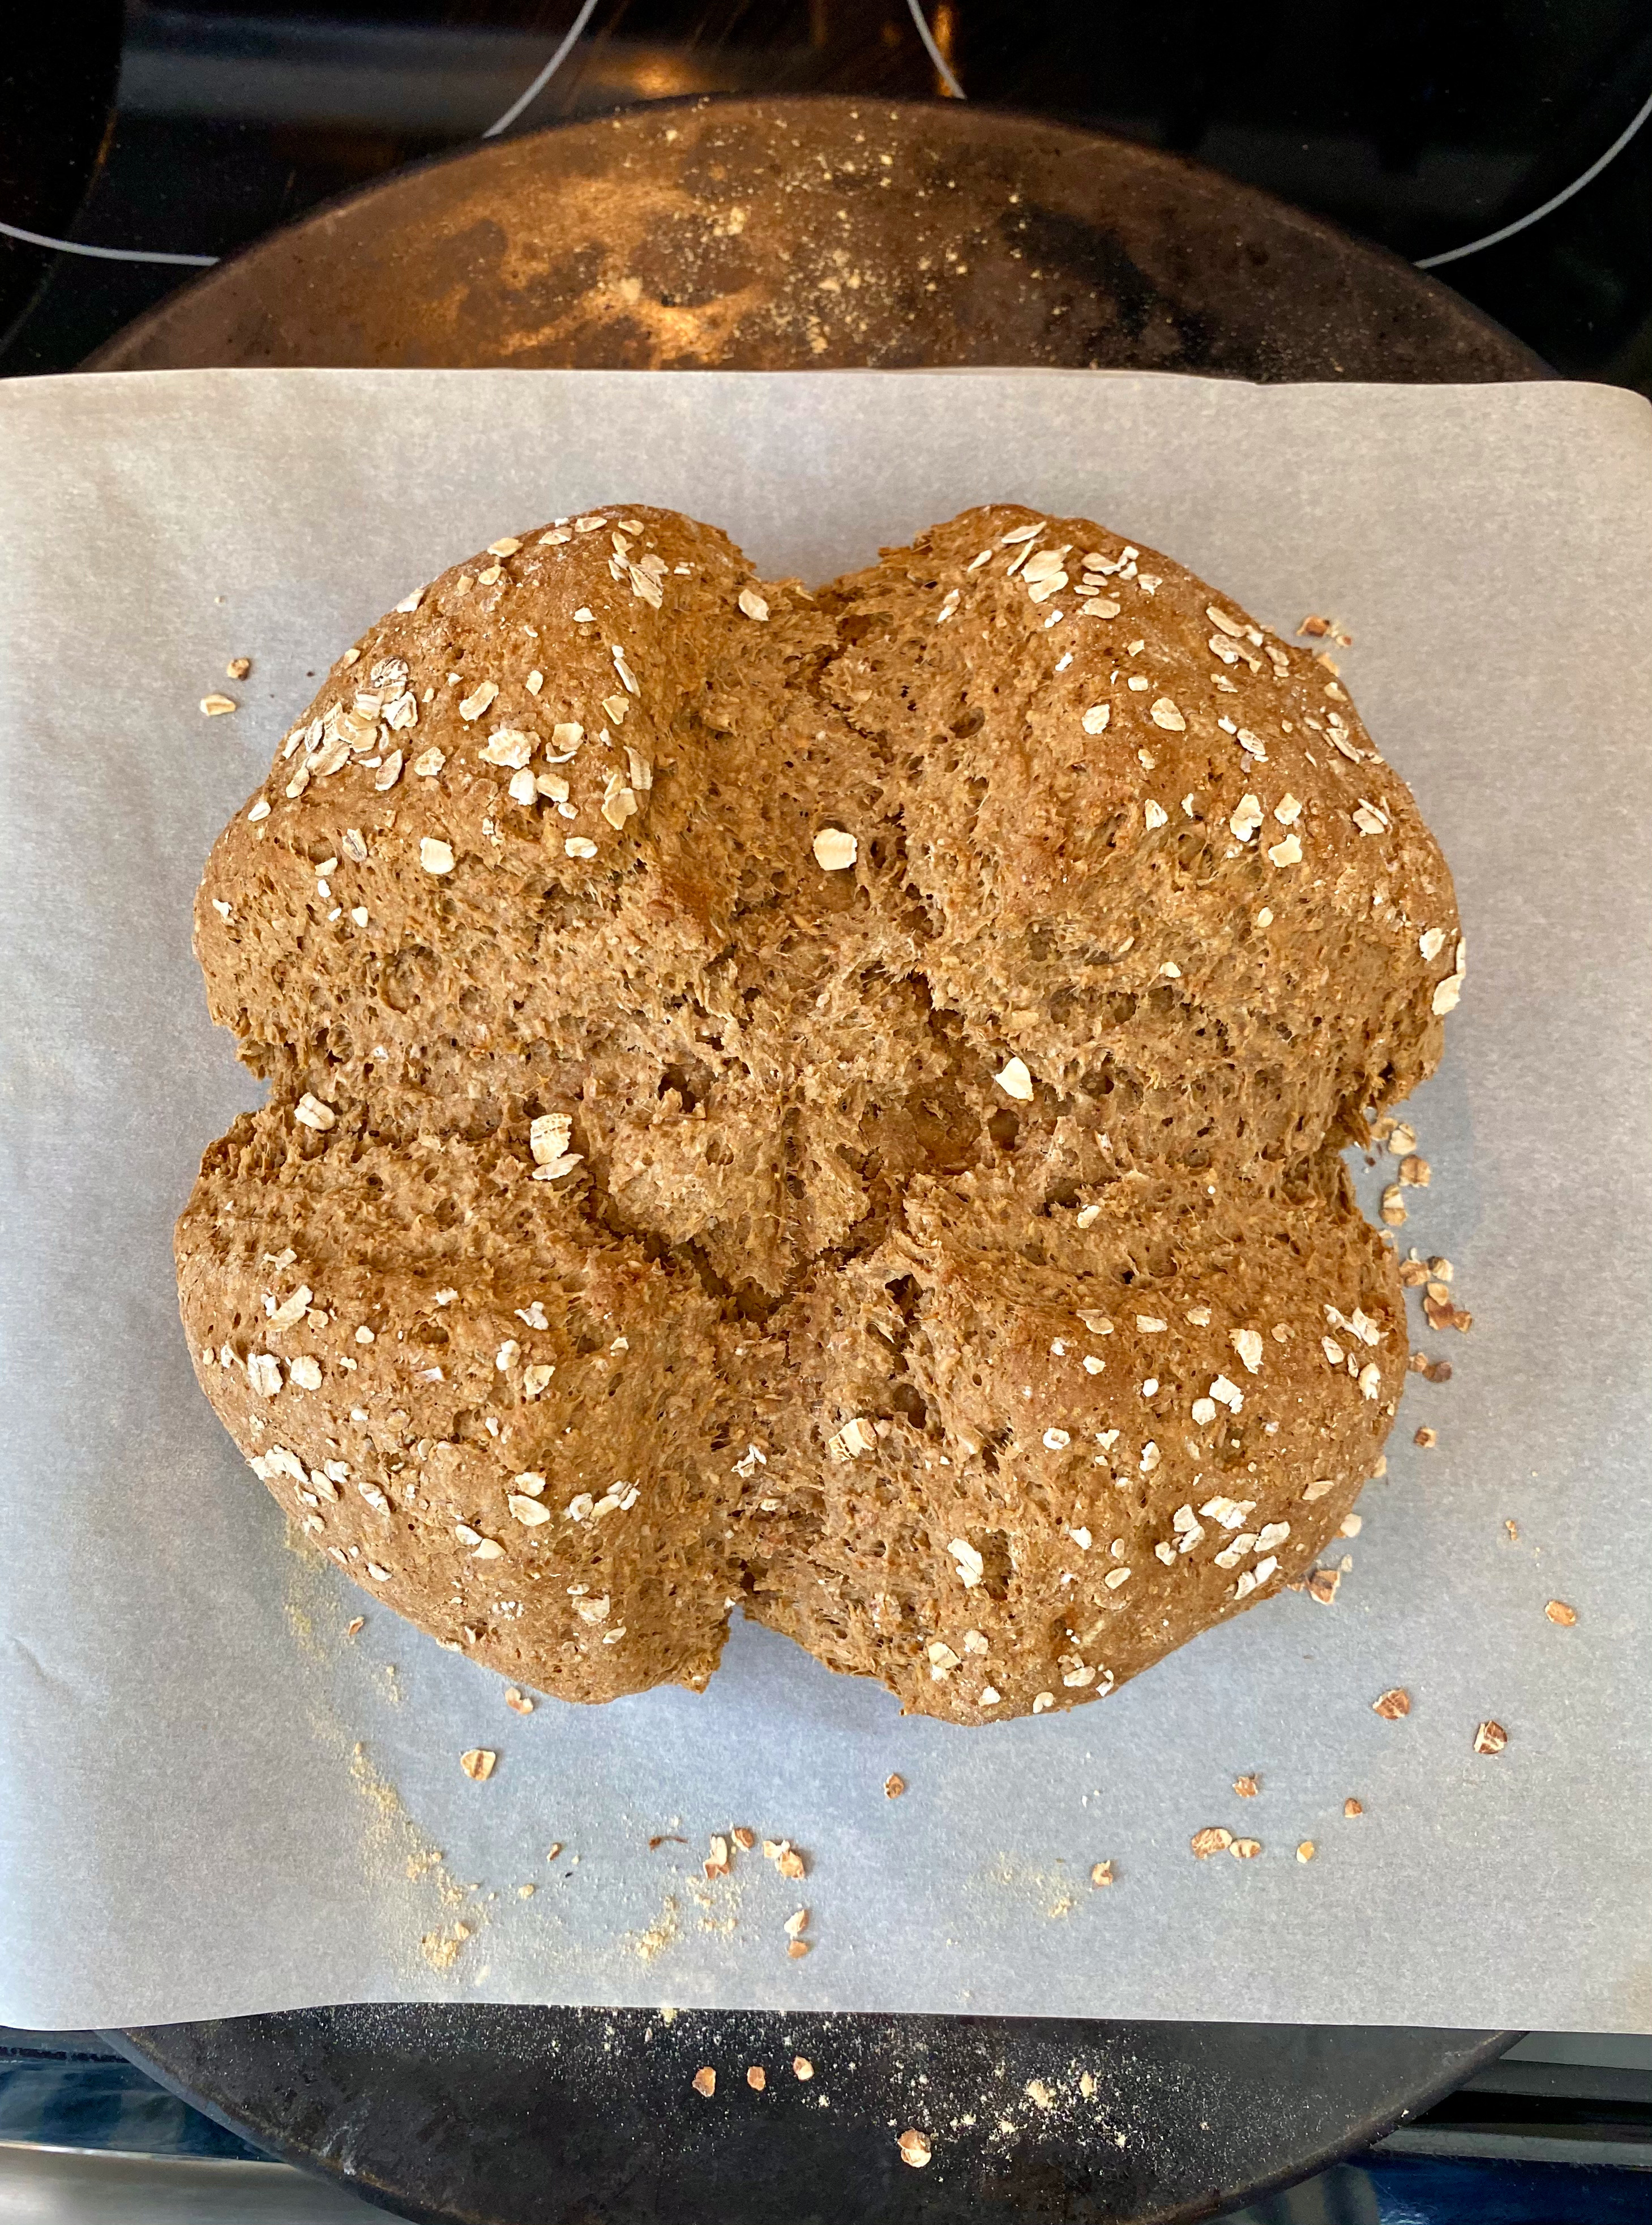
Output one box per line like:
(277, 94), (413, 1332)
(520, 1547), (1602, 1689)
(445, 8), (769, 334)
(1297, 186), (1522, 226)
(692, 2067), (716, 2098)
(1191, 1826), (1233, 1859)
(200, 692), (237, 716)
(1545, 1599), (1577, 1626)
(1372, 1688), (1411, 1721)
(1414, 1426), (1438, 1450)
(793, 2056), (814, 2081)
(225, 656), (251, 681)
(1473, 1719), (1509, 1755)
(460, 1748), (497, 1780)
(530, 1111), (574, 1165)
(504, 1688), (534, 1714)
(812, 827), (857, 871)
(885, 1773), (906, 1799)
(1344, 1798), (1363, 1817)
(480, 728), (534, 769)
(827, 1415), (877, 1461)
(787, 1939), (811, 1958)
(746, 2065), (767, 2090)
(1231, 1328), (1264, 1373)
(898, 2130), (932, 2168)
(1230, 1838), (1262, 1860)
(1233, 1775), (1259, 1799)
(1296, 1841), (1317, 1863)
(1090, 1860), (1115, 1887)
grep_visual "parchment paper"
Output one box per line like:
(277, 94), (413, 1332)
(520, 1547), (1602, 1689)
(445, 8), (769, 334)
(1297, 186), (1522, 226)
(2, 369), (1648, 2033)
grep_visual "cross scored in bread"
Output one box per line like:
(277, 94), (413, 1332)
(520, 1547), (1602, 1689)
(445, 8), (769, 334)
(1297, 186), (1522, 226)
(177, 503), (1461, 1721)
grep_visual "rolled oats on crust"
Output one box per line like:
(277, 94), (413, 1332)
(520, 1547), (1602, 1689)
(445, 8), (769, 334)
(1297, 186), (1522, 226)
(177, 504), (1458, 1720)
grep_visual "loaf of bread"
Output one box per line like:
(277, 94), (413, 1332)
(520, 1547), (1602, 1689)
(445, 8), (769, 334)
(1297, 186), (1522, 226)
(177, 502), (1461, 1721)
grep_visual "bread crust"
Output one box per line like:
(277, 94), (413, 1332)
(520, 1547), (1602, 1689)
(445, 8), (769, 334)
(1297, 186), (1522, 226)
(177, 503), (1460, 1720)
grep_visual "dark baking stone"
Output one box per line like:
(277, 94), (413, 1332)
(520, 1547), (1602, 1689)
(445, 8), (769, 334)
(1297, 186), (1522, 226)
(102, 92), (1530, 2223)
(110, 2007), (1514, 2224)
(0, 3), (123, 353)
(87, 95), (1543, 382)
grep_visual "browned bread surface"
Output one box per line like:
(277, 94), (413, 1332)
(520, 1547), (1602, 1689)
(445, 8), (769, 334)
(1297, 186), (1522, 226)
(177, 502), (1461, 1721)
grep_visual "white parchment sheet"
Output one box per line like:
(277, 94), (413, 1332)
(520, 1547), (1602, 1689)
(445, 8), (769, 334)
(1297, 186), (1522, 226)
(1, 370), (1647, 2031)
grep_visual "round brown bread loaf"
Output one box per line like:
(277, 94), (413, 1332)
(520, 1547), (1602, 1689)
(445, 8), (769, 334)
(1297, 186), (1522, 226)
(176, 502), (1462, 1721)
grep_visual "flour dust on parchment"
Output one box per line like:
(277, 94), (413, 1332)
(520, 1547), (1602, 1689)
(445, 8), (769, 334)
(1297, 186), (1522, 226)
(276, 1525), (843, 1993)
(280, 1521), (487, 1980)
(981, 1851), (1092, 1923)
(346, 1741), (486, 1977)
(280, 1514), (337, 1665)
(630, 1895), (680, 1963)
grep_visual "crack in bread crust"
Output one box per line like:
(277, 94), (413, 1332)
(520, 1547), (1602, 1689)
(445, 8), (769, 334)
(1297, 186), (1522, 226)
(176, 503), (1459, 1721)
